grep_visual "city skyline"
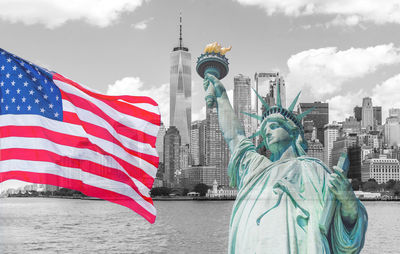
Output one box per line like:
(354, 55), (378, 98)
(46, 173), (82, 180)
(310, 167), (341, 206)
(1, 0), (400, 190)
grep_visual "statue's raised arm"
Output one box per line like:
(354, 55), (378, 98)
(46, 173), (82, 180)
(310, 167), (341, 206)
(203, 74), (247, 153)
(197, 42), (247, 153)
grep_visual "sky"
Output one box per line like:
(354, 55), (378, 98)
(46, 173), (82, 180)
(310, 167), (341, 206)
(1, 0), (400, 189)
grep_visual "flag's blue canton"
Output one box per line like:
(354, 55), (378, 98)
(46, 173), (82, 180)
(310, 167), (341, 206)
(0, 49), (63, 121)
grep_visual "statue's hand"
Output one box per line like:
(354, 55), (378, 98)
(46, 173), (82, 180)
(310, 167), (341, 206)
(204, 74), (226, 98)
(203, 74), (227, 107)
(328, 166), (353, 203)
(328, 166), (358, 225)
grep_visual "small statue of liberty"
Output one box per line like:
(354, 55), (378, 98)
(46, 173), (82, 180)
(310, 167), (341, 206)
(203, 74), (368, 254)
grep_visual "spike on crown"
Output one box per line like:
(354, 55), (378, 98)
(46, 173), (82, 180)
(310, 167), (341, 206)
(245, 86), (315, 134)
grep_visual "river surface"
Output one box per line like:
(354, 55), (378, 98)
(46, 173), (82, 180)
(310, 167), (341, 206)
(0, 198), (399, 253)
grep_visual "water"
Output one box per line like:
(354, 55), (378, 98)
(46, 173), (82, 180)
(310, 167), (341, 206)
(0, 198), (399, 253)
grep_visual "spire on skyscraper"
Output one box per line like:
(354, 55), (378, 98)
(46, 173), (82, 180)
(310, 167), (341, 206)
(179, 11), (182, 48)
(173, 12), (188, 52)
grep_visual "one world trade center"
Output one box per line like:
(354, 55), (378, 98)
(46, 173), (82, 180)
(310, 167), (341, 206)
(170, 14), (191, 145)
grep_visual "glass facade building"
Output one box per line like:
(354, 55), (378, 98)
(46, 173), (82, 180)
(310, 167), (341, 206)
(331, 134), (361, 181)
(191, 120), (206, 166)
(163, 126), (181, 187)
(234, 74), (252, 136)
(169, 16), (191, 145)
(324, 122), (341, 167)
(155, 123), (166, 164)
(206, 105), (230, 186)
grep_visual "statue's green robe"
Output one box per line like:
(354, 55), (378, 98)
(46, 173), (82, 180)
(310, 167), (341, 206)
(228, 139), (368, 254)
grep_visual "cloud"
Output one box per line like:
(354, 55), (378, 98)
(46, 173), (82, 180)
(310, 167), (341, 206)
(106, 77), (170, 126)
(0, 0), (145, 29)
(300, 24), (313, 30)
(325, 73), (400, 122)
(325, 15), (366, 29)
(326, 90), (366, 122)
(286, 44), (400, 97)
(132, 17), (154, 30)
(192, 106), (206, 122)
(371, 73), (400, 120)
(235, 0), (400, 26)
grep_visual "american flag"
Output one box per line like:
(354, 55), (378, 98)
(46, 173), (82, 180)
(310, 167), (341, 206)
(0, 48), (160, 223)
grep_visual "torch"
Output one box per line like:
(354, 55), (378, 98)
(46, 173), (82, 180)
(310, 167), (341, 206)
(196, 42), (231, 107)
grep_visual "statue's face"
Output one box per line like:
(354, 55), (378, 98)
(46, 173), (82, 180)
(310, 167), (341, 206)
(264, 120), (292, 153)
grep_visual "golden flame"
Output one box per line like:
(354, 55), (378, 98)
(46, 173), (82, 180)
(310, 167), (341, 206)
(204, 42), (232, 55)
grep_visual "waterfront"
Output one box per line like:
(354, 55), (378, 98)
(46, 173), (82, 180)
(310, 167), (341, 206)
(0, 198), (399, 253)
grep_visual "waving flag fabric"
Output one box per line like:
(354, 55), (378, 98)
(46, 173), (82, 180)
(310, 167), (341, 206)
(0, 48), (160, 223)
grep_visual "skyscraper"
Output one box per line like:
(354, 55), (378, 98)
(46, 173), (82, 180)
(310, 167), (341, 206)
(234, 74), (252, 136)
(254, 72), (285, 116)
(205, 105), (230, 186)
(384, 116), (400, 147)
(179, 144), (190, 175)
(354, 106), (362, 122)
(373, 106), (382, 126)
(164, 126), (181, 187)
(155, 122), (166, 164)
(361, 97), (373, 132)
(170, 14), (191, 145)
(299, 102), (329, 145)
(269, 75), (286, 108)
(324, 122), (341, 168)
(331, 134), (361, 181)
(191, 120), (206, 166)
(355, 104), (381, 129)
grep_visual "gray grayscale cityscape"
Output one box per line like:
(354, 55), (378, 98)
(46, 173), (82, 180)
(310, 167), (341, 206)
(156, 20), (400, 200)
(1, 0), (400, 253)
(5, 17), (400, 200)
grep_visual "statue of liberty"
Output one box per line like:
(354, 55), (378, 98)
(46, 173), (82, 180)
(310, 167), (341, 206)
(202, 74), (368, 254)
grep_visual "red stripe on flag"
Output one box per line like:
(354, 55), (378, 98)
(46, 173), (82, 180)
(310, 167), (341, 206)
(0, 171), (156, 224)
(53, 73), (159, 106)
(0, 125), (155, 189)
(63, 111), (159, 168)
(0, 148), (153, 203)
(101, 99), (161, 126)
(60, 85), (160, 126)
(61, 91), (157, 147)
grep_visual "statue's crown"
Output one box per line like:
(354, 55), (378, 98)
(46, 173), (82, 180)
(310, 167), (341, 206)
(243, 79), (315, 139)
